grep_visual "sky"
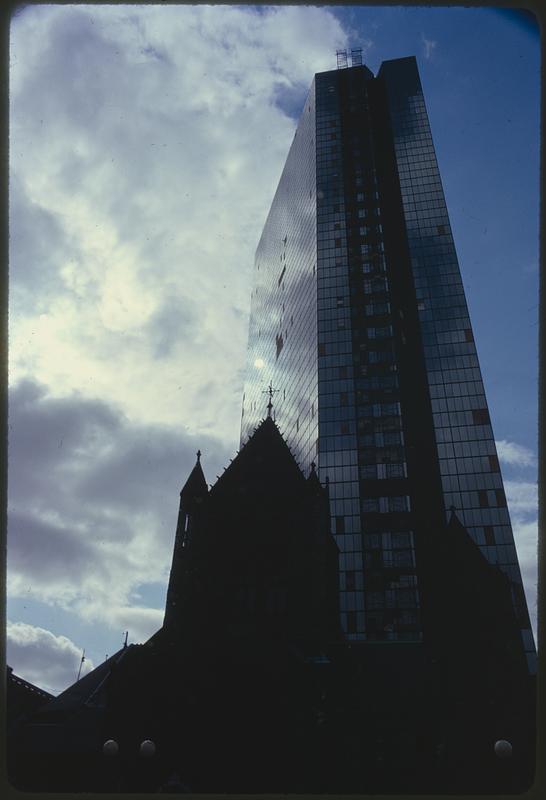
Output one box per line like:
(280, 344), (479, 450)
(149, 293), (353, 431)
(8, 5), (540, 695)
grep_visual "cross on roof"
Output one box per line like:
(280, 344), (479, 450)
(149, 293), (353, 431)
(262, 381), (280, 418)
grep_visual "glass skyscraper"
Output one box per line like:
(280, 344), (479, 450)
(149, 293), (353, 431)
(240, 54), (535, 672)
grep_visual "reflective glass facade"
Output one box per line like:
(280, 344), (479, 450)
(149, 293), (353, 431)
(241, 58), (535, 670)
(378, 57), (535, 671)
(241, 80), (318, 474)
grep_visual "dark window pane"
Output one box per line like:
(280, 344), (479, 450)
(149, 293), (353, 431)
(472, 409), (490, 425)
(484, 526), (495, 545)
(346, 611), (357, 633)
(495, 489), (507, 508)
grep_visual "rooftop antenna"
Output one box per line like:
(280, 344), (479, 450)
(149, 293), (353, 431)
(350, 47), (363, 67)
(77, 649), (86, 681)
(336, 49), (348, 69)
(123, 631), (128, 648)
(262, 381), (280, 418)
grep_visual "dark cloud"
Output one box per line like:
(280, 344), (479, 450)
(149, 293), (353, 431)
(8, 379), (233, 614)
(144, 292), (199, 359)
(77, 426), (201, 513)
(8, 510), (104, 587)
(140, 44), (171, 64)
(8, 379), (121, 507)
(42, 9), (125, 129)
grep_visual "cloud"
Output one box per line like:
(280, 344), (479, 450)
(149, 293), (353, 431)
(510, 519), (539, 637)
(9, 4), (349, 439)
(8, 3), (352, 688)
(503, 478), (538, 640)
(108, 606), (165, 644)
(7, 621), (94, 696)
(496, 439), (536, 467)
(421, 33), (437, 60)
(504, 480), (538, 517)
(9, 175), (75, 310)
(8, 379), (233, 631)
(8, 511), (109, 602)
(511, 519), (538, 584)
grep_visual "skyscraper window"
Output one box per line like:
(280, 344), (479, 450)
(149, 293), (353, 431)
(240, 56), (535, 672)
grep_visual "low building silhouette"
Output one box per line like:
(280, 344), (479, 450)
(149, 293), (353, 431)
(8, 417), (341, 792)
(8, 416), (535, 793)
(6, 666), (54, 729)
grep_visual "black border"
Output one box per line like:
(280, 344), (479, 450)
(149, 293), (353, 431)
(1, 2), (543, 800)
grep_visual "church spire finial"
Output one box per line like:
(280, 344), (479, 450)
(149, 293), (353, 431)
(262, 381), (280, 418)
(196, 449), (201, 462)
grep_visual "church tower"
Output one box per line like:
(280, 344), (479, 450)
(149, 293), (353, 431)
(163, 451), (208, 638)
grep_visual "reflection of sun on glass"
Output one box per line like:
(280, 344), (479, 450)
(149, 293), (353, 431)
(254, 358), (265, 369)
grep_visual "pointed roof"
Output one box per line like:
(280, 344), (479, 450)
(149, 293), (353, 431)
(445, 505), (493, 564)
(419, 505), (524, 663)
(180, 450), (208, 504)
(30, 646), (134, 717)
(7, 666), (54, 703)
(306, 460), (327, 494)
(208, 416), (306, 498)
(421, 505), (516, 625)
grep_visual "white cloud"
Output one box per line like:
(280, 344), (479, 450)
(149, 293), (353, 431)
(421, 33), (437, 60)
(7, 620), (94, 695)
(8, 4), (353, 681)
(492, 442), (538, 641)
(496, 439), (537, 467)
(108, 606), (165, 644)
(510, 518), (539, 639)
(9, 4), (349, 439)
(503, 479), (538, 642)
(504, 480), (538, 516)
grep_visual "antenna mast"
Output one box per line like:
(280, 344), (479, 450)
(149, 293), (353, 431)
(77, 649), (86, 681)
